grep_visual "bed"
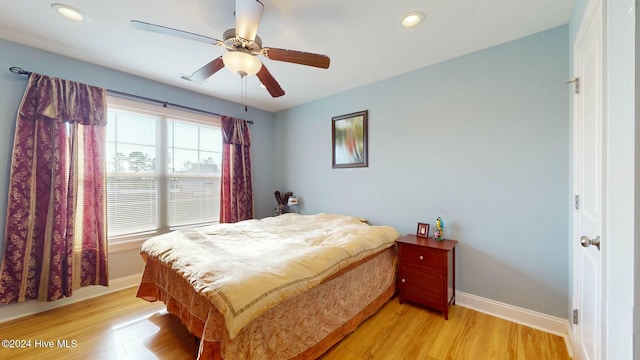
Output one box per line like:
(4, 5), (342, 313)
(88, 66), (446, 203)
(136, 213), (400, 359)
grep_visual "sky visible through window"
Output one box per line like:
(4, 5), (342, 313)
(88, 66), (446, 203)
(106, 110), (222, 175)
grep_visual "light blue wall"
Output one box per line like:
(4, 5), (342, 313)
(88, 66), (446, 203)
(0, 39), (277, 278)
(274, 26), (570, 317)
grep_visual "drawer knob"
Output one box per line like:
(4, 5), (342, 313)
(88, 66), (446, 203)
(401, 278), (406, 283)
(419, 255), (424, 260)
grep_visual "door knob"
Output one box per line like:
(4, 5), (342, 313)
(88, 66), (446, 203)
(580, 235), (600, 250)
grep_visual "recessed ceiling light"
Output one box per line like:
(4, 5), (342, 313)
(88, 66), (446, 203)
(401, 11), (425, 27)
(51, 3), (88, 21)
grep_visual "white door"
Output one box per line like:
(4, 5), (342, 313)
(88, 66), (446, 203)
(572, 0), (604, 359)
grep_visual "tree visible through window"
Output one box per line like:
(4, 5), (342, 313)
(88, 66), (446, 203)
(106, 97), (221, 241)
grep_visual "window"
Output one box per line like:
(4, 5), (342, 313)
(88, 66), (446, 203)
(106, 96), (222, 243)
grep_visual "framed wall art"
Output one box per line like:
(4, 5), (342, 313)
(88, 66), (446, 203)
(332, 110), (368, 168)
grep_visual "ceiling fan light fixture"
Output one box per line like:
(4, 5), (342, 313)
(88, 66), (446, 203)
(401, 11), (424, 27)
(222, 51), (262, 77)
(51, 3), (87, 21)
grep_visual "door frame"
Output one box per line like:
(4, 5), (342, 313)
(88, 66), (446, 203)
(571, 0), (606, 358)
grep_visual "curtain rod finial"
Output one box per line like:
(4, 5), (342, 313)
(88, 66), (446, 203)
(9, 67), (31, 76)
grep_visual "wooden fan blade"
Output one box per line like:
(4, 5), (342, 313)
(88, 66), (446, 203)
(235, 0), (264, 41)
(256, 65), (285, 98)
(131, 20), (223, 45)
(262, 48), (330, 69)
(187, 57), (225, 83)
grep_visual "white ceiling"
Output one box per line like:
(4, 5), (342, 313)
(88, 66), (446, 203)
(0, 0), (574, 113)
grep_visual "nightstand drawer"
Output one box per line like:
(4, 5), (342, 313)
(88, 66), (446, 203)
(399, 243), (444, 270)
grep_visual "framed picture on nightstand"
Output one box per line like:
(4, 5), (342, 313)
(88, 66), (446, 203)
(416, 222), (430, 238)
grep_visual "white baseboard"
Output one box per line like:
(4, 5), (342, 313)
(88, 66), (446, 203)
(455, 291), (574, 358)
(0, 273), (142, 324)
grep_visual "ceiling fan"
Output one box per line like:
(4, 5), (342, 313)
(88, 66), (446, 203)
(131, 0), (330, 98)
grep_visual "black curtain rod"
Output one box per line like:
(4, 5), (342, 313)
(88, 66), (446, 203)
(8, 66), (253, 124)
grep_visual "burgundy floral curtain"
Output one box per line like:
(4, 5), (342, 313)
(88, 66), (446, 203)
(220, 116), (254, 223)
(0, 73), (108, 303)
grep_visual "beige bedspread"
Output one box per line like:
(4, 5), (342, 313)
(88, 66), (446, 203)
(139, 213), (400, 338)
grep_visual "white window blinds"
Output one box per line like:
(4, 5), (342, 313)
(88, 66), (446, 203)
(106, 96), (221, 241)
(167, 119), (222, 227)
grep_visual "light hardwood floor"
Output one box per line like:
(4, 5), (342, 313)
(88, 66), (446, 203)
(0, 287), (570, 359)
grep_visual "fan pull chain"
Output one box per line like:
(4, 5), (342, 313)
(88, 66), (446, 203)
(240, 75), (248, 112)
(244, 75), (248, 112)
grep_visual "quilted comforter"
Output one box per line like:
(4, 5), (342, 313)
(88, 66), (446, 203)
(139, 213), (400, 338)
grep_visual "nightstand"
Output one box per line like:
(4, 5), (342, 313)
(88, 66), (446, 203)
(396, 234), (458, 319)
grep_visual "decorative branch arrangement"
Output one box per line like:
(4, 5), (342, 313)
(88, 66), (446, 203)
(274, 190), (293, 216)
(274, 191), (292, 206)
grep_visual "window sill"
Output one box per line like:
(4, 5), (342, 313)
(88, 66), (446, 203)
(108, 238), (146, 253)
(107, 222), (218, 254)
